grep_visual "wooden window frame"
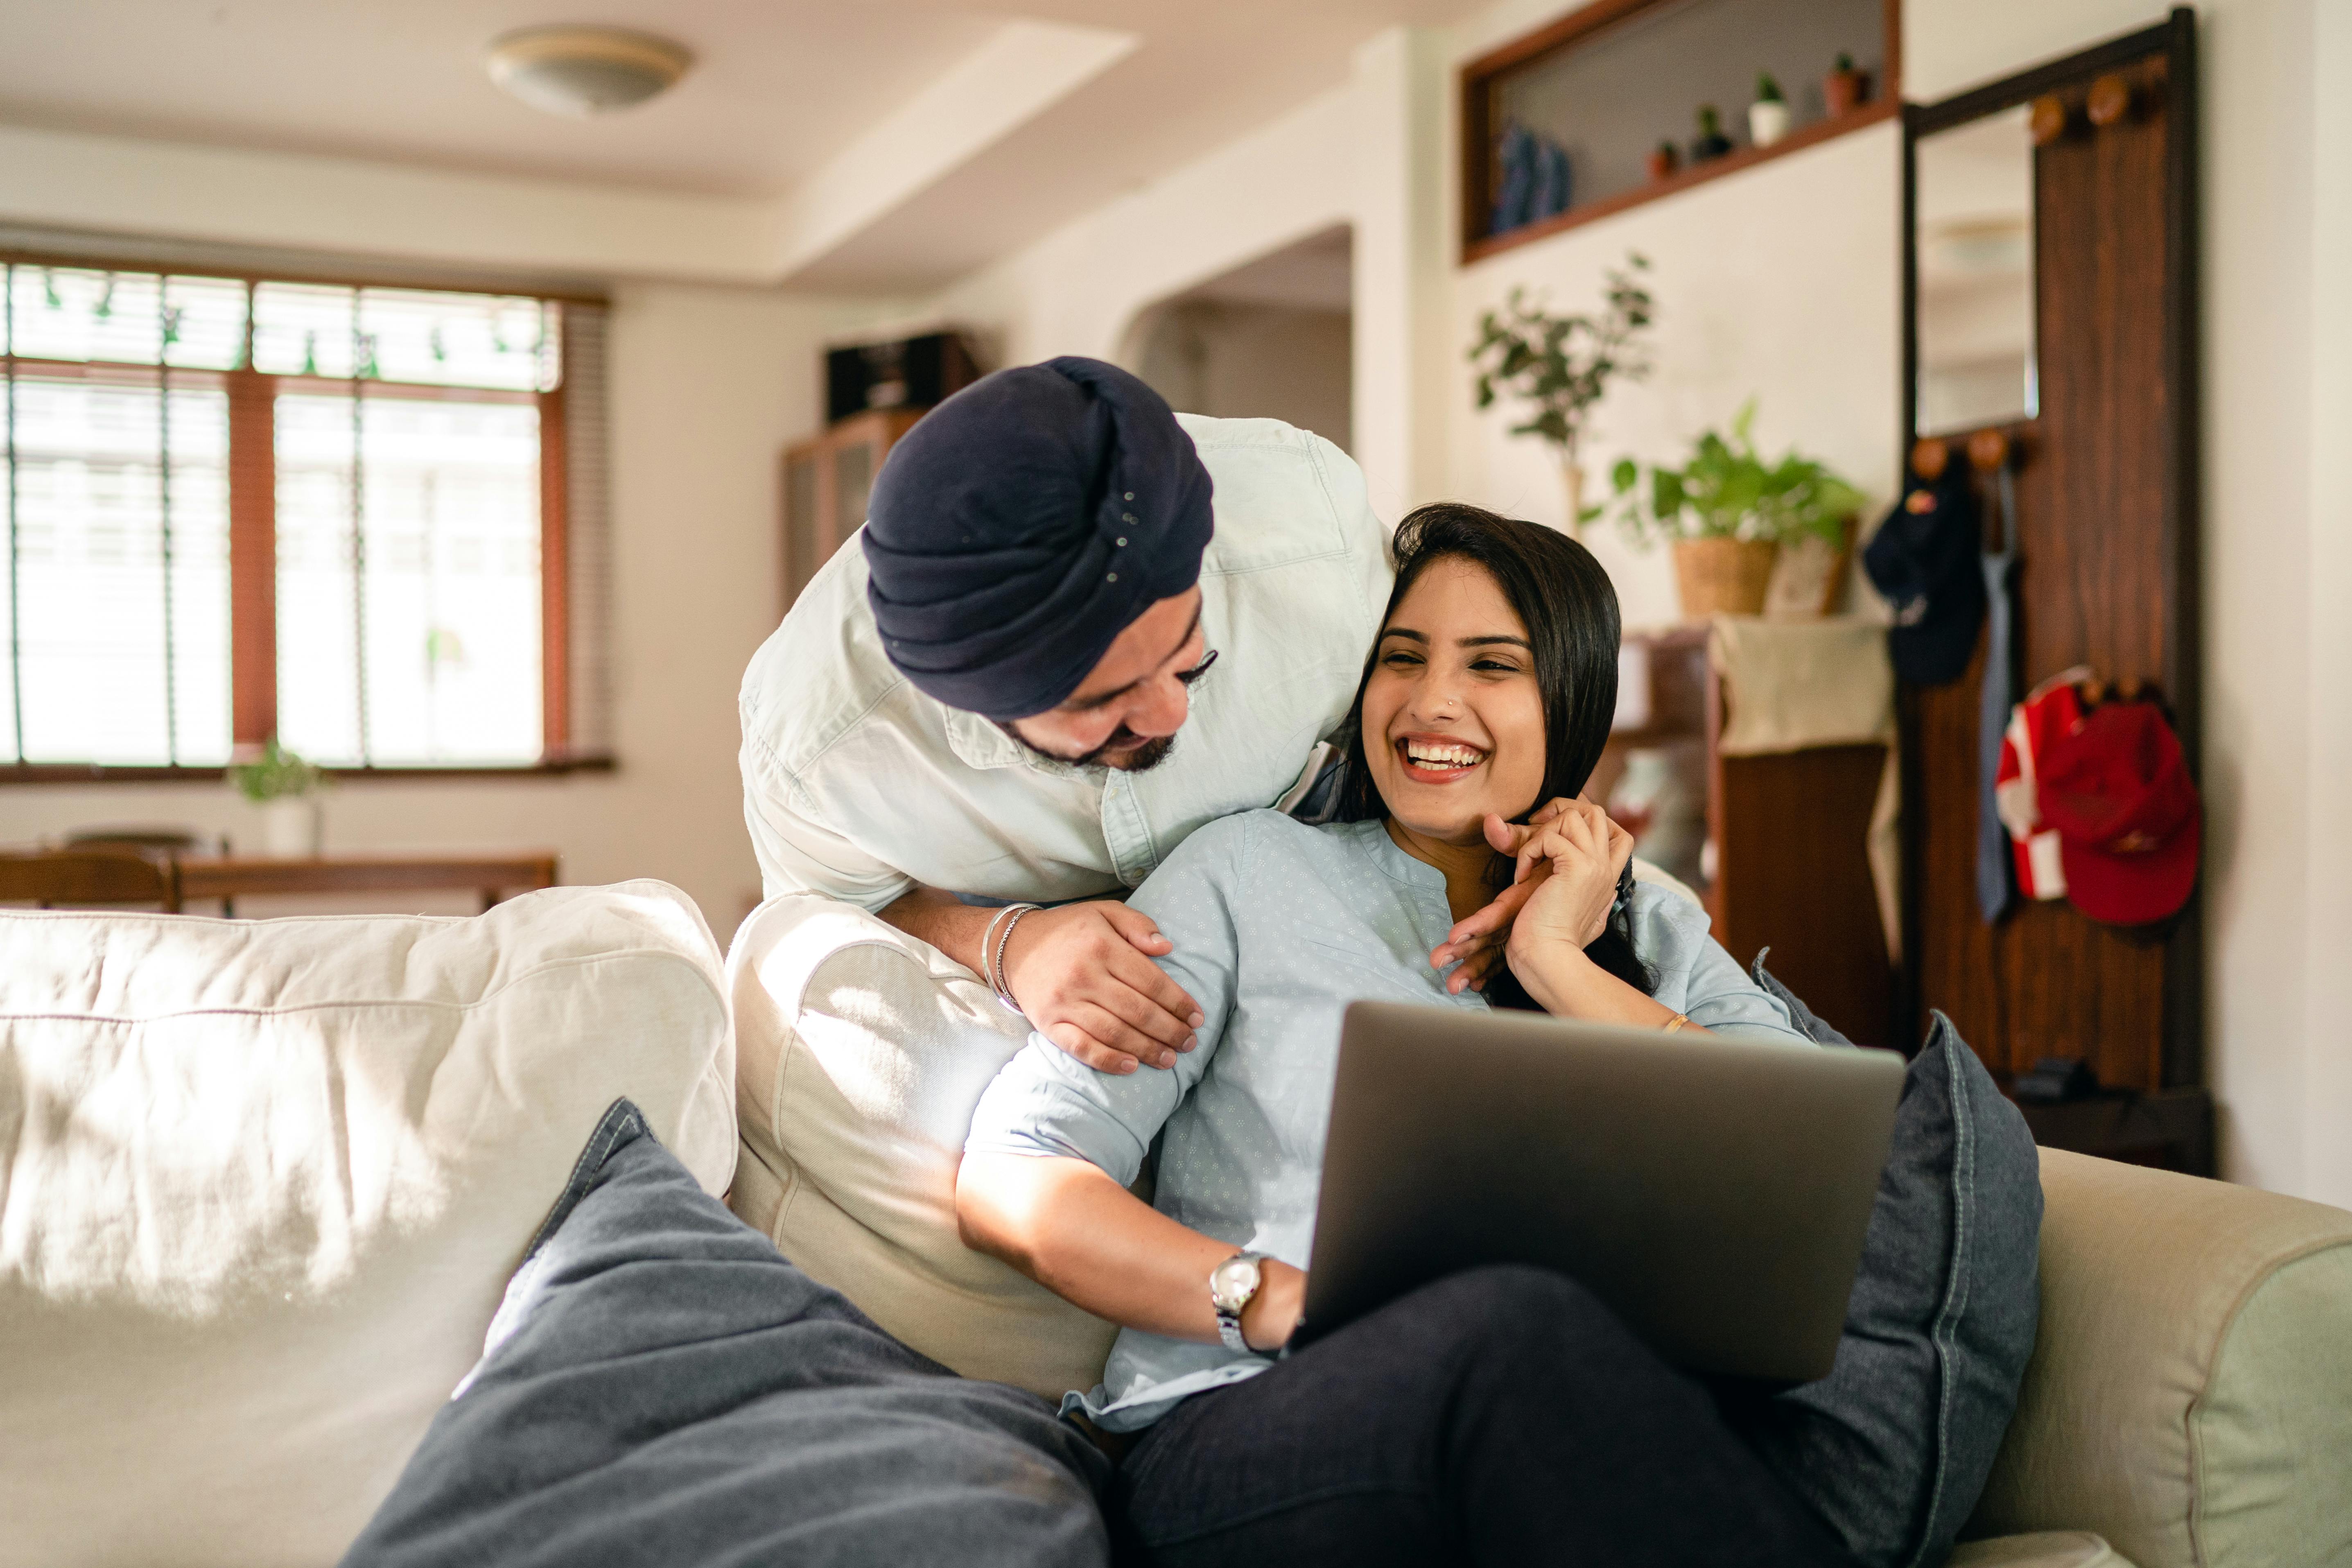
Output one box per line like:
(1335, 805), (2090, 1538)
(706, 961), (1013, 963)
(0, 255), (607, 783)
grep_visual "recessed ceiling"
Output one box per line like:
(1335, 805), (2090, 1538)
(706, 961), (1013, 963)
(0, 0), (1001, 197)
(0, 0), (1482, 289)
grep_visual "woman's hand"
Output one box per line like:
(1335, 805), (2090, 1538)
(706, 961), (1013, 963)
(1491, 799), (1635, 966)
(1428, 796), (1587, 993)
(1240, 1260), (1308, 1351)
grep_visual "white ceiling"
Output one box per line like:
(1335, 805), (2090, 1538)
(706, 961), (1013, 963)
(0, 0), (1480, 290)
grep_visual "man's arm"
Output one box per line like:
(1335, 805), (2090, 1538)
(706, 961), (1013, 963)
(744, 726), (1204, 1075)
(879, 890), (1204, 1075)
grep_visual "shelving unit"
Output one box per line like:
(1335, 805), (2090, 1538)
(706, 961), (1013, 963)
(1461, 0), (1901, 263)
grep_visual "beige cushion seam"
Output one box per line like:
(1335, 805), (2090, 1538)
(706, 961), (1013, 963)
(0, 946), (728, 1025)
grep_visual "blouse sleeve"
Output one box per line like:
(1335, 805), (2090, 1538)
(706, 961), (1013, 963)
(1625, 883), (1815, 1047)
(962, 814), (1249, 1186)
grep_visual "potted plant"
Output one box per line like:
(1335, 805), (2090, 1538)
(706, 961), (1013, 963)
(1469, 253), (1655, 534)
(230, 737), (325, 858)
(1609, 401), (1864, 619)
(1749, 74), (1789, 148)
(1646, 140), (1680, 182)
(1690, 104), (1732, 162)
(1826, 52), (1868, 117)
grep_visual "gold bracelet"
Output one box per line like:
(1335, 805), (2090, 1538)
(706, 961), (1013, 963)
(1662, 1012), (1690, 1034)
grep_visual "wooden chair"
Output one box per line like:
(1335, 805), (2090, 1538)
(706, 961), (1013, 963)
(0, 848), (182, 912)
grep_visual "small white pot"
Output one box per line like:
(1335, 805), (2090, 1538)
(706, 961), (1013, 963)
(260, 796), (323, 859)
(1749, 100), (1790, 148)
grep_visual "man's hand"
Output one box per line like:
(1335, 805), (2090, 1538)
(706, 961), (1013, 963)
(1427, 796), (1591, 994)
(1002, 901), (1206, 1073)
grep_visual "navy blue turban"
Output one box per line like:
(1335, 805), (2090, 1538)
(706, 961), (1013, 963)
(862, 357), (1214, 721)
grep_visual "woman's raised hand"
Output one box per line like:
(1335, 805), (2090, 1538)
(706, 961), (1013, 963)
(1430, 796), (1568, 989)
(1489, 799), (1635, 954)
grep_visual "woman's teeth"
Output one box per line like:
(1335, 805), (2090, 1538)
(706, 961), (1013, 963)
(1402, 740), (1486, 768)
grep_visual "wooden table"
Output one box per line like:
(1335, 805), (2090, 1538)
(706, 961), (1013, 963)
(176, 852), (559, 914)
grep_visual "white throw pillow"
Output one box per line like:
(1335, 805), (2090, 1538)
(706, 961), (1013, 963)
(728, 894), (1118, 1404)
(0, 881), (734, 1568)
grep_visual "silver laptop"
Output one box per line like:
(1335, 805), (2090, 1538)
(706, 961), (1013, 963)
(1300, 1000), (1905, 1383)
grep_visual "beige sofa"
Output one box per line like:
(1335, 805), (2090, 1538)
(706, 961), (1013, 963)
(728, 894), (2352, 1568)
(4, 888), (2343, 1566)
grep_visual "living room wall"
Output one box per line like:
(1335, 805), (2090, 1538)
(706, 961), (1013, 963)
(919, 0), (2348, 1207)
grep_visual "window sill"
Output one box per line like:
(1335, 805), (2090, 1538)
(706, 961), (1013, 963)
(0, 754), (617, 785)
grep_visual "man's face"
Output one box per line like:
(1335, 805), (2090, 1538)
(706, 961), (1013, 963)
(1003, 588), (1215, 770)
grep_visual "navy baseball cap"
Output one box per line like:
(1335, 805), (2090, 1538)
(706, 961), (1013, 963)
(1863, 462), (1985, 686)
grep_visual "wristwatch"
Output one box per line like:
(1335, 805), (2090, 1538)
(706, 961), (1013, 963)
(1209, 1252), (1268, 1352)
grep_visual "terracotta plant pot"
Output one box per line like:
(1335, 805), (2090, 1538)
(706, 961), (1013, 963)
(1825, 66), (1868, 117)
(1646, 143), (1679, 182)
(1672, 538), (1778, 619)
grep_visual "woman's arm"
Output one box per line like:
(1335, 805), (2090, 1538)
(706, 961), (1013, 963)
(957, 1153), (1305, 1351)
(1495, 802), (1710, 1033)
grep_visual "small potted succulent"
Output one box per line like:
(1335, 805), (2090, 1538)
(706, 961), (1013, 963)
(1609, 401), (1865, 620)
(1690, 104), (1733, 163)
(230, 736), (326, 858)
(1826, 52), (1868, 117)
(1469, 253), (1656, 535)
(1646, 140), (1681, 182)
(1749, 74), (1789, 148)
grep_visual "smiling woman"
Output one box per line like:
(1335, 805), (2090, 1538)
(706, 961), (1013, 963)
(1332, 502), (1652, 1008)
(954, 503), (1827, 1567)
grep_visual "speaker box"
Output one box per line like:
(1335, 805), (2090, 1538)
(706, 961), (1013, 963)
(826, 332), (983, 424)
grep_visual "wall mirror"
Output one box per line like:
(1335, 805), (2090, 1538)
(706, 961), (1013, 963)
(1912, 103), (2037, 436)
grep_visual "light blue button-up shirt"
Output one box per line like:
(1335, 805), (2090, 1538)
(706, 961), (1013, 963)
(738, 416), (1395, 911)
(964, 809), (1812, 1431)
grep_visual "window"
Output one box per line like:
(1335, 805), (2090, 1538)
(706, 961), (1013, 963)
(0, 261), (609, 773)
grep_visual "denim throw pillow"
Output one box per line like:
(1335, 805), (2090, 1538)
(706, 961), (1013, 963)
(1732, 958), (2043, 1568)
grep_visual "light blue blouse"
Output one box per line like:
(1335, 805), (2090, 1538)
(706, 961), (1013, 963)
(963, 809), (1812, 1431)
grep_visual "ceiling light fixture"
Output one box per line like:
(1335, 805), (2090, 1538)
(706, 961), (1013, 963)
(485, 25), (692, 117)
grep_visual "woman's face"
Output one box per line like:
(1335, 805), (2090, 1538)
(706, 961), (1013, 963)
(1360, 557), (1548, 845)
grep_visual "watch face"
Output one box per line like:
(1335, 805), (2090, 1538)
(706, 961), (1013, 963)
(1209, 1254), (1262, 1313)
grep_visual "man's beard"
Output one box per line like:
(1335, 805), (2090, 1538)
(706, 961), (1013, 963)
(998, 721), (1177, 773)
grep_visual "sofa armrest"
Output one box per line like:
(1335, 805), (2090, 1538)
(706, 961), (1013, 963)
(1965, 1148), (2352, 1568)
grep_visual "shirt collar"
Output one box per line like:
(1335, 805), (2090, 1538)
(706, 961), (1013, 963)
(1347, 817), (1450, 892)
(940, 700), (1095, 780)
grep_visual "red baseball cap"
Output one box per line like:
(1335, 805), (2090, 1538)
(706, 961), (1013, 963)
(2034, 701), (2200, 926)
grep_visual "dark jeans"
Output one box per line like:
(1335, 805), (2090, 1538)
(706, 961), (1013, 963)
(1113, 1265), (1851, 1568)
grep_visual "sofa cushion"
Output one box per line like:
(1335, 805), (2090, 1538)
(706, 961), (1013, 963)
(0, 883), (734, 1568)
(1724, 995), (2043, 1568)
(343, 1098), (1110, 1568)
(728, 894), (1119, 1403)
(1965, 1148), (2352, 1568)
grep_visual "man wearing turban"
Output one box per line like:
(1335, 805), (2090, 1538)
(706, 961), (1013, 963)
(738, 357), (1394, 1071)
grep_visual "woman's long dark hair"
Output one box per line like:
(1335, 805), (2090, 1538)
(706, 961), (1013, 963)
(1333, 502), (1654, 1007)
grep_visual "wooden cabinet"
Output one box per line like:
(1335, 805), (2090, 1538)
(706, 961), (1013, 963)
(780, 409), (925, 611)
(1597, 624), (1894, 1047)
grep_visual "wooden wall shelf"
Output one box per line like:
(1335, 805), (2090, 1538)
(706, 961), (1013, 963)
(1465, 101), (1899, 264)
(1462, 0), (1900, 265)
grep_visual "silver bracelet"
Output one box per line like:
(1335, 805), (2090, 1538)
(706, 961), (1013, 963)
(978, 903), (1020, 991)
(990, 904), (1042, 1008)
